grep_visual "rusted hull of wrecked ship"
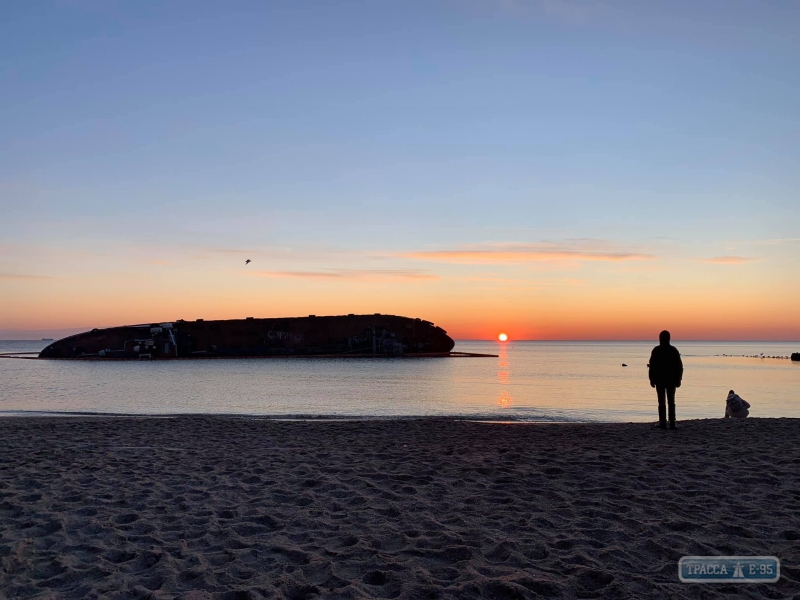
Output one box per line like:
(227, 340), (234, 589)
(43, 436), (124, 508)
(38, 314), (461, 359)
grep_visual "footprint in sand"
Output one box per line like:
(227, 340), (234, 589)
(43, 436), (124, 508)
(114, 513), (139, 525)
(104, 549), (137, 564)
(362, 570), (389, 585)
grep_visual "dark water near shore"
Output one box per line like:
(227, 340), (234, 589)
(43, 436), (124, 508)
(1, 340), (798, 422)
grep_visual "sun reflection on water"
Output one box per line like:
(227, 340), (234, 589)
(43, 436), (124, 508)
(497, 342), (512, 408)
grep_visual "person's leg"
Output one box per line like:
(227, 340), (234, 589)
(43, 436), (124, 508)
(656, 385), (667, 429)
(667, 386), (676, 429)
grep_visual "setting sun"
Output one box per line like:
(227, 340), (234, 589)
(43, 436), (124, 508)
(498, 333), (508, 342)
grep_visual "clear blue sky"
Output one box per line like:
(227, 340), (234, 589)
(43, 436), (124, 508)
(1, 1), (799, 339)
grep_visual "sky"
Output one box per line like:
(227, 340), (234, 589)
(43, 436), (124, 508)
(1, 0), (799, 340)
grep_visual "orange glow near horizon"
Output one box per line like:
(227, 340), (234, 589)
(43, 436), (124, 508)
(4, 287), (800, 341)
(3, 283), (800, 340)
(2, 240), (800, 341)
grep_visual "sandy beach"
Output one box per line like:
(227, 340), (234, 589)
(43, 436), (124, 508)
(1, 417), (798, 599)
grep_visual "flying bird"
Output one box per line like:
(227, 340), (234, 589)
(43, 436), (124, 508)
(245, 259), (251, 265)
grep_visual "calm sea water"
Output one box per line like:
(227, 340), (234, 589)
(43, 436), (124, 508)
(1, 340), (798, 422)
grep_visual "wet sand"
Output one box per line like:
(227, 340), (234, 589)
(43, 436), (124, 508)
(1, 417), (798, 599)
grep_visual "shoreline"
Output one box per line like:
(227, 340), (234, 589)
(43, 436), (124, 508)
(2, 410), (795, 424)
(1, 417), (798, 598)
(0, 411), (625, 422)
(0, 412), (657, 424)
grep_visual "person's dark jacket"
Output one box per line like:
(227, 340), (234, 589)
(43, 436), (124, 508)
(648, 344), (683, 387)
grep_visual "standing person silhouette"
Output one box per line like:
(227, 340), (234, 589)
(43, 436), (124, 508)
(648, 330), (683, 430)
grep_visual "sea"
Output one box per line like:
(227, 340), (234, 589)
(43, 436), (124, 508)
(0, 340), (798, 422)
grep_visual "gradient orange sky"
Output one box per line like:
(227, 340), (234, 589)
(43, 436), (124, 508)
(2, 238), (799, 340)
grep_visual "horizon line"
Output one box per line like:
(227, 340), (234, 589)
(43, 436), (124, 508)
(455, 339), (800, 343)
(2, 337), (798, 344)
